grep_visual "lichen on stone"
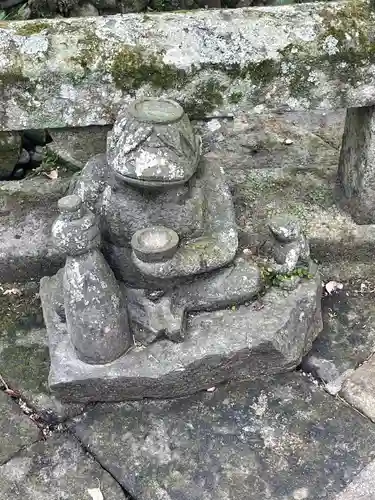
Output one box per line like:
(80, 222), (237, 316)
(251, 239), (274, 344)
(15, 22), (50, 36)
(110, 46), (186, 91)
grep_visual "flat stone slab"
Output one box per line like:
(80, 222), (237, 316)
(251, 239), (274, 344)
(302, 279), (375, 394)
(0, 282), (85, 423)
(333, 460), (375, 500)
(340, 355), (375, 422)
(0, 433), (127, 499)
(0, 177), (69, 282)
(0, 390), (40, 465)
(71, 372), (375, 500)
(1, 2), (375, 131)
(41, 267), (322, 403)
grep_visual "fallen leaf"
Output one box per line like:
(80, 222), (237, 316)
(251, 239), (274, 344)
(325, 281), (343, 295)
(3, 288), (22, 296)
(88, 488), (104, 500)
(44, 169), (58, 180)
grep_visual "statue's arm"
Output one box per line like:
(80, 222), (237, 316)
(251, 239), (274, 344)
(133, 161), (238, 279)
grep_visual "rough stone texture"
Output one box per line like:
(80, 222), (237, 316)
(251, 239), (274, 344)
(0, 281), (85, 423)
(338, 106), (375, 224)
(71, 372), (375, 500)
(341, 355), (375, 422)
(0, 433), (127, 499)
(332, 460), (375, 500)
(302, 280), (375, 394)
(0, 390), (40, 465)
(202, 113), (375, 269)
(0, 132), (21, 179)
(47, 126), (110, 170)
(0, 176), (69, 282)
(1, 1), (375, 130)
(40, 269), (322, 403)
(107, 98), (200, 186)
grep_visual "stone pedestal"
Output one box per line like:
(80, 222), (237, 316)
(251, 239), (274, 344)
(338, 106), (375, 224)
(40, 269), (322, 403)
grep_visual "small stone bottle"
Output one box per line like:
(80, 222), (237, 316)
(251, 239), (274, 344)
(58, 195), (131, 365)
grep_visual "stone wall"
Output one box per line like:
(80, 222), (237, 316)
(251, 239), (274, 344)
(1, 1), (375, 131)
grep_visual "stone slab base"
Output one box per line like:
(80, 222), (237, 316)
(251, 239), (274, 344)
(71, 372), (375, 500)
(40, 269), (322, 403)
(340, 355), (375, 422)
(0, 434), (126, 499)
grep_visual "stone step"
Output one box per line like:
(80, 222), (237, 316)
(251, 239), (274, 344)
(0, 434), (127, 499)
(1, 2), (373, 131)
(70, 372), (375, 500)
(340, 356), (375, 423)
(0, 176), (69, 282)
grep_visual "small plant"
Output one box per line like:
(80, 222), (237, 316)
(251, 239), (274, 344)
(260, 264), (312, 288)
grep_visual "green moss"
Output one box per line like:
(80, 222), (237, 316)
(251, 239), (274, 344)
(111, 46), (185, 91)
(260, 264), (312, 288)
(15, 21), (50, 36)
(229, 91), (243, 104)
(0, 70), (30, 87)
(1, 345), (50, 393)
(0, 286), (43, 337)
(71, 30), (101, 71)
(279, 0), (375, 99)
(183, 78), (225, 117)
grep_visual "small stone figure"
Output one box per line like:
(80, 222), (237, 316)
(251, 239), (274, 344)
(54, 195), (131, 364)
(266, 216), (311, 289)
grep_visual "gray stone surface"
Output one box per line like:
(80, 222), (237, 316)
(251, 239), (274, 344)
(71, 372), (375, 500)
(0, 132), (21, 180)
(0, 282), (85, 423)
(0, 176), (69, 282)
(1, 2), (375, 131)
(338, 106), (375, 224)
(341, 355), (375, 422)
(0, 390), (40, 465)
(0, 433), (127, 499)
(40, 269), (322, 402)
(47, 126), (110, 170)
(332, 460), (375, 500)
(302, 279), (375, 394)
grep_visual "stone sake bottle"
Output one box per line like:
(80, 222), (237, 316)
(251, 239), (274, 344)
(56, 195), (131, 365)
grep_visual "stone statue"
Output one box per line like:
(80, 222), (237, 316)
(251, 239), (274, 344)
(40, 97), (323, 403)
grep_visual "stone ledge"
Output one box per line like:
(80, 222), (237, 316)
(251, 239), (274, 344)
(1, 1), (375, 130)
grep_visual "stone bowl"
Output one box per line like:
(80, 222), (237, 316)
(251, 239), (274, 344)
(131, 226), (179, 263)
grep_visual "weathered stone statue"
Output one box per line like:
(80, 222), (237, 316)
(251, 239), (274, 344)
(40, 98), (323, 403)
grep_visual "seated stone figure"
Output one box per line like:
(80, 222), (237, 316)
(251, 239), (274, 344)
(51, 97), (261, 361)
(40, 97), (323, 403)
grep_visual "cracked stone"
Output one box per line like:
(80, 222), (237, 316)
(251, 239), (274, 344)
(0, 390), (40, 465)
(0, 433), (127, 499)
